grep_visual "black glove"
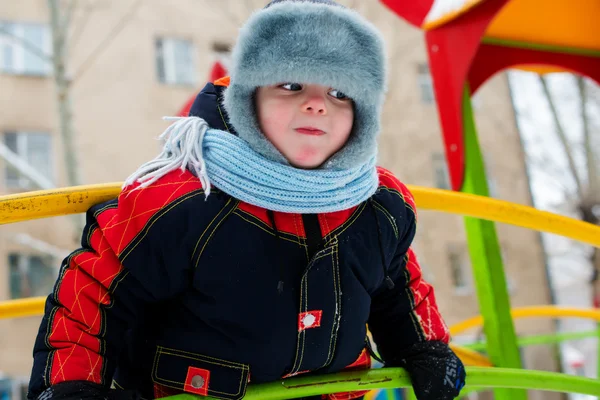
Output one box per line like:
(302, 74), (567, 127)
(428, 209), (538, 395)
(396, 341), (466, 400)
(35, 381), (140, 400)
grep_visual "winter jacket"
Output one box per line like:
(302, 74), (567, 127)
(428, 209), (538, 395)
(28, 81), (449, 400)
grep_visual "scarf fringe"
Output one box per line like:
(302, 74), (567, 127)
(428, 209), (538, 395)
(124, 117), (212, 196)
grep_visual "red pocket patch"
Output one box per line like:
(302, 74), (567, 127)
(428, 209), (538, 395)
(184, 367), (211, 396)
(298, 310), (323, 331)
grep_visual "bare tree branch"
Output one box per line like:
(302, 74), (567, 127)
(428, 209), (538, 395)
(0, 26), (52, 62)
(527, 159), (574, 196)
(588, 79), (600, 107)
(528, 152), (572, 179)
(578, 76), (599, 201)
(72, 0), (142, 84)
(69, 0), (95, 51)
(538, 74), (585, 199)
(48, 0), (87, 232)
(48, 0), (80, 186)
(62, 0), (78, 38)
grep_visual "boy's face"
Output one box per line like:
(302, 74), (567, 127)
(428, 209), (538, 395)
(255, 83), (354, 169)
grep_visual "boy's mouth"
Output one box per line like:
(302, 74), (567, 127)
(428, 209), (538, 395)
(295, 127), (326, 136)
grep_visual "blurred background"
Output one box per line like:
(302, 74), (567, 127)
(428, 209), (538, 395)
(0, 1), (598, 399)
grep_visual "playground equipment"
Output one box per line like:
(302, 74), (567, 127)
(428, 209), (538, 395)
(378, 0), (600, 398)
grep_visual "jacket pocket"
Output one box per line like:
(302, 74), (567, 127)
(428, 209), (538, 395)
(152, 346), (250, 400)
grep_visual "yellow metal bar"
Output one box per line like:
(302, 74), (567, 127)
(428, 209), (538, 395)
(449, 344), (494, 367)
(2, 184), (600, 248)
(450, 306), (600, 336)
(0, 183), (122, 225)
(409, 186), (600, 248)
(0, 297), (46, 319)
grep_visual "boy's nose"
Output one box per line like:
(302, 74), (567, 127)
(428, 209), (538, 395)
(301, 95), (327, 115)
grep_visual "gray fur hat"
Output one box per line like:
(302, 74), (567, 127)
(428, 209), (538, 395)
(223, 0), (387, 169)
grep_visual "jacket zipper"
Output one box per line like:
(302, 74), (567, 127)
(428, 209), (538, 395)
(302, 214), (323, 259)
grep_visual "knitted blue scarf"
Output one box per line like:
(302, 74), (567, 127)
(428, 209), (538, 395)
(124, 117), (379, 213)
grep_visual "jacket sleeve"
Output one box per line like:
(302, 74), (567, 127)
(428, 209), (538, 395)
(367, 181), (450, 365)
(28, 174), (205, 399)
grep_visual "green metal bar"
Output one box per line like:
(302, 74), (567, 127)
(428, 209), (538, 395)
(481, 37), (600, 58)
(385, 388), (398, 400)
(460, 86), (525, 400)
(166, 367), (600, 400)
(405, 388), (417, 400)
(464, 329), (600, 351)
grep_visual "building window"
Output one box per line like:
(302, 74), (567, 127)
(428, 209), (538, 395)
(208, 42), (231, 80)
(0, 376), (28, 400)
(9, 253), (55, 299)
(0, 21), (51, 76)
(155, 37), (195, 86)
(446, 245), (514, 297)
(432, 152), (450, 189)
(448, 244), (471, 295)
(0, 377), (11, 400)
(417, 63), (435, 104)
(3, 131), (53, 189)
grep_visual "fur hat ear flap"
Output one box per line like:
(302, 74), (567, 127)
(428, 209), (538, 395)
(223, 0), (387, 170)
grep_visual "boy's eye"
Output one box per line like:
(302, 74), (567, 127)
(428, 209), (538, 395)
(328, 89), (351, 101)
(281, 83), (303, 91)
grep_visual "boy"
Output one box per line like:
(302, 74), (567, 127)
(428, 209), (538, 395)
(28, 1), (465, 399)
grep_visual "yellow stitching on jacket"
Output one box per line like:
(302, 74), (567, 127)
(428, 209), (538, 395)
(311, 248), (335, 262)
(236, 207), (305, 244)
(323, 203), (366, 241)
(290, 278), (305, 373)
(294, 214), (310, 261)
(330, 239), (342, 366)
(113, 380), (125, 390)
(93, 202), (118, 218)
(192, 198), (233, 261)
(402, 262), (426, 341)
(85, 225), (96, 249)
(371, 200), (399, 239)
(232, 209), (305, 246)
(195, 200), (239, 267)
(377, 187), (416, 217)
(120, 190), (205, 262)
(45, 248), (85, 386)
(157, 345), (248, 368)
(323, 240), (339, 368)
(216, 101), (231, 133)
(331, 240), (342, 363)
(296, 264), (308, 372)
(152, 347), (247, 396)
(158, 351), (248, 373)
